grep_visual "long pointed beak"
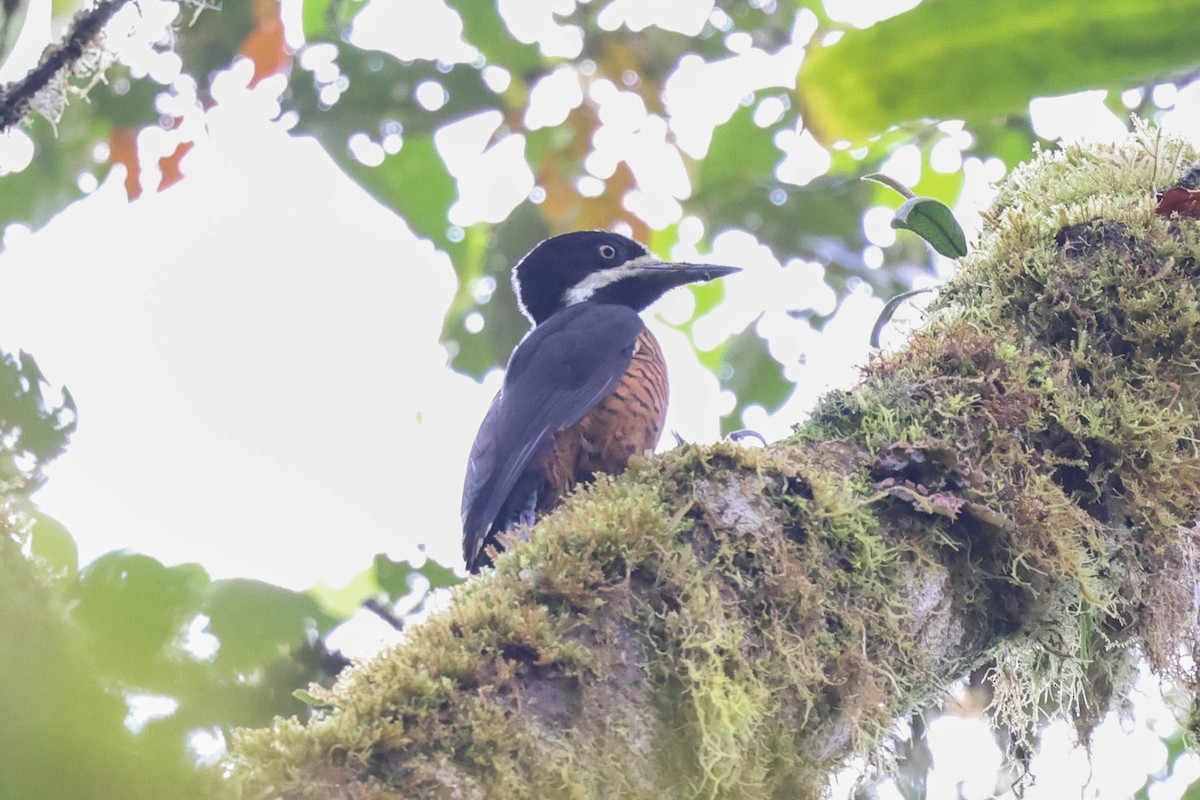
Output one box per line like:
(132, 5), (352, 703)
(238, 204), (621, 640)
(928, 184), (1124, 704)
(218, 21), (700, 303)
(644, 261), (741, 290)
(662, 263), (741, 282)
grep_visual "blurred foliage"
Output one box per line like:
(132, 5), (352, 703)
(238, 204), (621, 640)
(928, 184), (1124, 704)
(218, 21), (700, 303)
(0, 349), (74, 494)
(799, 0), (1200, 144)
(4, 0), (1197, 429)
(0, 346), (462, 799)
(2, 0), (1200, 796)
(2, 0), (1198, 427)
(1139, 726), (1200, 800)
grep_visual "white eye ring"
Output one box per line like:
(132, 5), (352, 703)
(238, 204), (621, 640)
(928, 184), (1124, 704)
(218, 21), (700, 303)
(599, 244), (616, 259)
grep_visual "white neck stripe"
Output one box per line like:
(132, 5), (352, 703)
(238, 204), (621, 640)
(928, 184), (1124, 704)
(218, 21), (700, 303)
(563, 254), (662, 305)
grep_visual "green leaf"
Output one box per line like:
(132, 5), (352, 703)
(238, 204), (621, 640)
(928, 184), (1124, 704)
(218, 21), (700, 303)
(288, 42), (498, 142)
(0, 106), (108, 249)
(73, 551), (210, 671)
(292, 688), (330, 708)
(0, 349), (75, 485)
(28, 510), (77, 575)
(306, 566), (380, 619)
(1, 535), (203, 799)
(440, 204), (547, 378)
(174, 0), (257, 97)
(890, 196), (967, 258)
(300, 0), (366, 40)
(415, 556), (462, 592)
(372, 553), (417, 600)
(204, 579), (334, 671)
(446, 0), (541, 75)
(88, 65), (162, 129)
(717, 323), (792, 434)
(799, 0), (1200, 143)
(349, 135), (457, 247)
(374, 553), (463, 601)
(697, 103), (781, 191)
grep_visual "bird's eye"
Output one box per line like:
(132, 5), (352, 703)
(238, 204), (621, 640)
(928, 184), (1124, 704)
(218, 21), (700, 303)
(599, 244), (616, 259)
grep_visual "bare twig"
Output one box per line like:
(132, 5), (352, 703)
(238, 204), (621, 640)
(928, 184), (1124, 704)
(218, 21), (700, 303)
(363, 598), (406, 631)
(0, 0), (130, 131)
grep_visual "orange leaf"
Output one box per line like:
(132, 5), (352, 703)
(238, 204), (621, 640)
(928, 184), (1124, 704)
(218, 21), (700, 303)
(158, 141), (195, 192)
(239, 0), (289, 88)
(109, 127), (142, 201)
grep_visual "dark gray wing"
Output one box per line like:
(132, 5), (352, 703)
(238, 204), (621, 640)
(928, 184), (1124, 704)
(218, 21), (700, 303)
(461, 302), (644, 569)
(461, 388), (502, 525)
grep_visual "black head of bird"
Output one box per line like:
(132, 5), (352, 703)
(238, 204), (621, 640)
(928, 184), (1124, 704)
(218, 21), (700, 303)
(512, 230), (737, 324)
(461, 230), (740, 572)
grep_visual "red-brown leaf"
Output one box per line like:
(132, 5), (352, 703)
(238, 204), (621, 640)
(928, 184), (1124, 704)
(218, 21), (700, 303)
(1155, 186), (1200, 217)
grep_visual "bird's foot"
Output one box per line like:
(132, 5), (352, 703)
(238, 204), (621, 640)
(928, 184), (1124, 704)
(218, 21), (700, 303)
(515, 491), (537, 541)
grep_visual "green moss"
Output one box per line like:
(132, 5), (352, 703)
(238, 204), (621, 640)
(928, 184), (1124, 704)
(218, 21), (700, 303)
(231, 125), (1200, 797)
(804, 123), (1200, 750)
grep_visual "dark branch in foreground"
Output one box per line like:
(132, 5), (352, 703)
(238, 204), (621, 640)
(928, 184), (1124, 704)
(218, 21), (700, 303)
(0, 0), (130, 131)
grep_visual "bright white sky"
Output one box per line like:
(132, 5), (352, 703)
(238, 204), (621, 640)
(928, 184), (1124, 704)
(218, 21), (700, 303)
(3, 0), (1200, 795)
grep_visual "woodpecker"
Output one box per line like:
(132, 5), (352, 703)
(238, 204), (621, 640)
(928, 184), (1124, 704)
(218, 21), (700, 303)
(460, 231), (739, 572)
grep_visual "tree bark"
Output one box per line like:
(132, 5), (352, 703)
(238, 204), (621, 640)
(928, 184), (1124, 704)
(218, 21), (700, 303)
(229, 126), (1200, 799)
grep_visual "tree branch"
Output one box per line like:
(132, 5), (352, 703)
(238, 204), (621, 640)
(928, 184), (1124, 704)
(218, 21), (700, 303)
(228, 126), (1200, 798)
(0, 0), (130, 131)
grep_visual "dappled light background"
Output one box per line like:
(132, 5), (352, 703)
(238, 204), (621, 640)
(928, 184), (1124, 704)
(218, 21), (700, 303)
(0, 0), (925, 590)
(3, 0), (1200, 796)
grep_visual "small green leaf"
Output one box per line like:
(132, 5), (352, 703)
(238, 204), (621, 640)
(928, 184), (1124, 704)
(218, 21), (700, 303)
(373, 554), (416, 600)
(415, 557), (462, 592)
(890, 197), (967, 258)
(374, 553), (463, 601)
(307, 566), (380, 619)
(292, 688), (331, 708)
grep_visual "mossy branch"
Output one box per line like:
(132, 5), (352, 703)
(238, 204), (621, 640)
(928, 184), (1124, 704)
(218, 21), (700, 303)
(0, 0), (129, 131)
(229, 126), (1200, 799)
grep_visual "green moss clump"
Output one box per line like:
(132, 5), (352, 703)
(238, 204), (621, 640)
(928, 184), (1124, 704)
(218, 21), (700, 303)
(231, 125), (1200, 797)
(806, 122), (1200, 747)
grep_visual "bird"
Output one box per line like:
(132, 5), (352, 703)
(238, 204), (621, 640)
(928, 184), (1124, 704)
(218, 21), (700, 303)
(460, 230), (740, 572)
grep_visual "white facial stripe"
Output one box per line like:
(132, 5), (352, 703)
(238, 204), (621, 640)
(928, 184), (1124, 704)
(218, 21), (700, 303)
(563, 254), (662, 305)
